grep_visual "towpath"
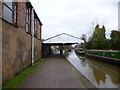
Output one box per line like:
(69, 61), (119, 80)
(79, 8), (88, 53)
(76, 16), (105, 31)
(21, 54), (86, 88)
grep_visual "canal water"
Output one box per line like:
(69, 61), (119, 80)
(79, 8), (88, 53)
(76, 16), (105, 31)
(64, 49), (120, 88)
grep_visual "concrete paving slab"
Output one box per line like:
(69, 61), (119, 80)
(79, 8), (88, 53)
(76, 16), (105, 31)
(20, 54), (86, 88)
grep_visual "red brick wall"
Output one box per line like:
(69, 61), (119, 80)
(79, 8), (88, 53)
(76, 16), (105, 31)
(40, 24), (42, 40)
(36, 19), (40, 39)
(17, 2), (26, 30)
(36, 19), (42, 40)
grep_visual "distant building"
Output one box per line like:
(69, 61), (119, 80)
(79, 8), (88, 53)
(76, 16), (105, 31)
(0, 0), (43, 84)
(118, 1), (120, 31)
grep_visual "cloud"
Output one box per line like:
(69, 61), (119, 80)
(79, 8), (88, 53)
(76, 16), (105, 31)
(30, 0), (119, 40)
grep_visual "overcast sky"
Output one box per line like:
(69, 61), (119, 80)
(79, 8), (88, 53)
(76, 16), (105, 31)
(30, 0), (119, 40)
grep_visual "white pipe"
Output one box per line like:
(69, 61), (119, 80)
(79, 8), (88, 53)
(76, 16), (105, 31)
(31, 8), (34, 66)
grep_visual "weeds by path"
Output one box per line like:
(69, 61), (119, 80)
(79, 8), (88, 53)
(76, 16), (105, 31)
(2, 58), (44, 89)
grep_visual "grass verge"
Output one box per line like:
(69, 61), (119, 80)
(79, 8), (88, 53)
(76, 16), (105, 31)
(2, 58), (44, 89)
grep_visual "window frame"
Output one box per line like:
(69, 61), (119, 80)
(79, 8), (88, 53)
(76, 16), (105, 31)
(34, 18), (37, 37)
(26, 2), (31, 33)
(3, 1), (17, 25)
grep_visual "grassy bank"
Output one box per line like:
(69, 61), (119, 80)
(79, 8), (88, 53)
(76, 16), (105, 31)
(2, 58), (44, 89)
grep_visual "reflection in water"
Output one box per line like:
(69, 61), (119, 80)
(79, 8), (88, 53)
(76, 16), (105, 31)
(64, 50), (120, 88)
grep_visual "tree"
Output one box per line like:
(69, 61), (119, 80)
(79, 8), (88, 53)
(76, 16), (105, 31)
(110, 30), (120, 50)
(86, 24), (107, 49)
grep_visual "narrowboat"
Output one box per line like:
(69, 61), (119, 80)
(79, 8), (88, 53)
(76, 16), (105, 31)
(75, 48), (85, 55)
(86, 50), (120, 63)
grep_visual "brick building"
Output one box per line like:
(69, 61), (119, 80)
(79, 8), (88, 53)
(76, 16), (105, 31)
(0, 0), (42, 84)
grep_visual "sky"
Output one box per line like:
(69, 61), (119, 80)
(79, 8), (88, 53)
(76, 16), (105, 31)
(30, 0), (119, 40)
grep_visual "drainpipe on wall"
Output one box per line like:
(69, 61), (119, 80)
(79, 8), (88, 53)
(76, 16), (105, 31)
(31, 8), (34, 66)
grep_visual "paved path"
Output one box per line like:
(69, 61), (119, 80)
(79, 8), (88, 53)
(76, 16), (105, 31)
(21, 54), (85, 88)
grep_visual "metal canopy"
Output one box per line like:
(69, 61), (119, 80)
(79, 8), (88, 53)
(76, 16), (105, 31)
(43, 33), (83, 45)
(43, 43), (78, 46)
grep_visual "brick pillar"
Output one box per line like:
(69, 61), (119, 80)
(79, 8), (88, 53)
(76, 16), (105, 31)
(17, 2), (26, 30)
(36, 19), (39, 39)
(40, 24), (42, 40)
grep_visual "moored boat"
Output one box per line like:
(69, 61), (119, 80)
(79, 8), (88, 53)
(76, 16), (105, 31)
(86, 50), (120, 63)
(75, 48), (85, 55)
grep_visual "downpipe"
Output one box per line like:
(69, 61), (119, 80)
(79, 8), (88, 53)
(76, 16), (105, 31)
(31, 8), (34, 66)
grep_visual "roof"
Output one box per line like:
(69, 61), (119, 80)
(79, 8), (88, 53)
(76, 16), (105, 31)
(29, 1), (43, 25)
(43, 33), (83, 45)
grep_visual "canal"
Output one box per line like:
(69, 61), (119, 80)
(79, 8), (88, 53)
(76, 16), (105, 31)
(64, 49), (120, 88)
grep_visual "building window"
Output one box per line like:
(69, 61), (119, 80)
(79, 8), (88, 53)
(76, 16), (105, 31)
(26, 3), (31, 33)
(3, 0), (16, 24)
(31, 9), (34, 35)
(34, 18), (37, 37)
(39, 24), (41, 40)
(31, 10), (37, 37)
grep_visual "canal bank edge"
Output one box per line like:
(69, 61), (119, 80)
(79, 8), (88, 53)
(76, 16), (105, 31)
(64, 56), (96, 88)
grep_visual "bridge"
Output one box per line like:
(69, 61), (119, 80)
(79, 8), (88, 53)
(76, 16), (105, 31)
(42, 33), (83, 57)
